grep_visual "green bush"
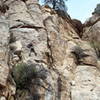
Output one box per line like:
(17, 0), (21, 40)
(12, 62), (37, 89)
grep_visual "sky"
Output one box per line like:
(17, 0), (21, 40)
(39, 0), (100, 23)
(66, 0), (100, 22)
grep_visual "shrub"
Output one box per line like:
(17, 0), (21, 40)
(93, 3), (100, 15)
(44, 0), (68, 12)
(12, 62), (37, 89)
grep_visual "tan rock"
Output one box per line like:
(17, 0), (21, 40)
(71, 65), (100, 100)
(0, 0), (100, 100)
(9, 40), (22, 54)
(0, 64), (9, 87)
(80, 56), (97, 66)
(97, 60), (100, 70)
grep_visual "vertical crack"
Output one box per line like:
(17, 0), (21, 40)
(46, 32), (54, 67)
(57, 76), (62, 100)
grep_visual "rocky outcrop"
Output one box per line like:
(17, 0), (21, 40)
(82, 4), (100, 58)
(84, 4), (100, 27)
(0, 16), (9, 88)
(0, 0), (100, 100)
(72, 19), (83, 37)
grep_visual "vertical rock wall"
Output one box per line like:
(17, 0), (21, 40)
(0, 0), (100, 100)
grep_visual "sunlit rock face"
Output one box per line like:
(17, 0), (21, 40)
(0, 0), (100, 100)
(84, 4), (100, 27)
(82, 4), (100, 58)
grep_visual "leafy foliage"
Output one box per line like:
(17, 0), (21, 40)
(12, 62), (49, 89)
(44, 0), (68, 12)
(12, 63), (37, 89)
(93, 3), (100, 15)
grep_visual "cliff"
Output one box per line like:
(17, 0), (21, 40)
(0, 0), (100, 100)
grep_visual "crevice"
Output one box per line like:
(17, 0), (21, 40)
(42, 19), (55, 69)
(10, 23), (45, 31)
(9, 31), (16, 43)
(79, 63), (96, 66)
(43, 21), (69, 83)
(21, 0), (28, 3)
(57, 76), (62, 100)
(24, 1), (44, 29)
(34, 59), (48, 65)
(27, 42), (37, 56)
(69, 91), (72, 100)
(71, 46), (90, 65)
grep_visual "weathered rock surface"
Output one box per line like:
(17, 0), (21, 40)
(82, 5), (100, 58)
(72, 19), (83, 37)
(71, 65), (100, 100)
(0, 17), (9, 88)
(0, 0), (100, 100)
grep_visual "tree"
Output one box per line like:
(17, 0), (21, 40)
(92, 3), (100, 15)
(44, 0), (68, 12)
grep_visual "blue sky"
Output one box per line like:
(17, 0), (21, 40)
(66, 0), (100, 22)
(40, 0), (100, 23)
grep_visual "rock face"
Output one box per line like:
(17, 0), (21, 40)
(82, 4), (100, 58)
(0, 16), (9, 88)
(0, 0), (100, 100)
(72, 19), (83, 37)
